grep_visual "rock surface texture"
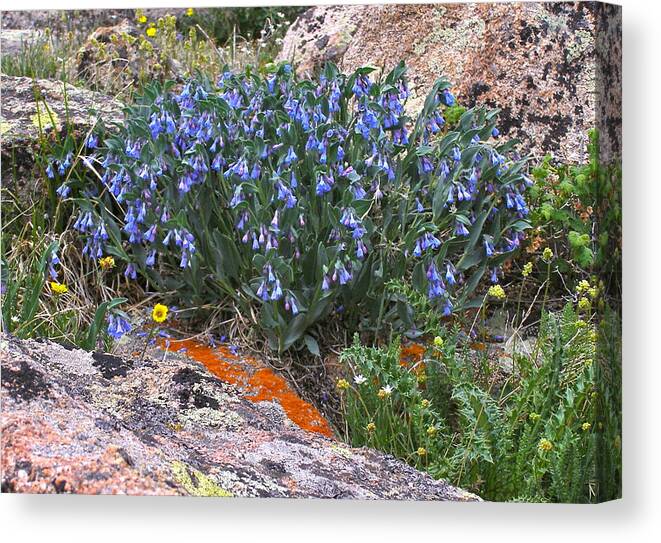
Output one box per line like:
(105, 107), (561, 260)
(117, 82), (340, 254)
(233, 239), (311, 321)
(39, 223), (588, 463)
(0, 75), (122, 204)
(0, 75), (123, 161)
(1, 336), (480, 500)
(278, 2), (621, 164)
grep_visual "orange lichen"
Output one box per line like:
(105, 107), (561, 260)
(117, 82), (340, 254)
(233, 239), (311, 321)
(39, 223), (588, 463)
(399, 342), (427, 381)
(161, 339), (333, 438)
(399, 342), (425, 367)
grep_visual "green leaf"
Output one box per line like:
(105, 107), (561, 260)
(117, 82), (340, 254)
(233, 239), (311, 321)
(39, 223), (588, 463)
(304, 334), (320, 357)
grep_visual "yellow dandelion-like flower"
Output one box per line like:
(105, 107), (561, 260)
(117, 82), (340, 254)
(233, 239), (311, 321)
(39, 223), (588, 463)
(186, 8), (195, 17)
(366, 422), (376, 433)
(433, 336), (444, 348)
(426, 426), (437, 437)
(538, 438), (553, 452)
(50, 281), (68, 295)
(488, 284), (506, 300)
(146, 27), (157, 38)
(151, 303), (168, 323)
(137, 15), (147, 24)
(581, 422), (591, 432)
(336, 378), (350, 391)
(522, 262), (533, 277)
(99, 255), (115, 270)
(542, 247), (554, 263)
(416, 447), (427, 457)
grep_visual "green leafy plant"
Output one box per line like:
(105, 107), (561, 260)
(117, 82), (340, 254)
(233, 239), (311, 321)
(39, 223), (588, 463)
(50, 62), (530, 354)
(527, 130), (621, 294)
(337, 295), (621, 502)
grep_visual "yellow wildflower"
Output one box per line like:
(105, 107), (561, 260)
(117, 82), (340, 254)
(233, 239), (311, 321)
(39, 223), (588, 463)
(421, 399), (431, 409)
(522, 262), (533, 277)
(186, 8), (195, 16)
(576, 279), (590, 294)
(137, 15), (147, 24)
(575, 319), (587, 329)
(528, 412), (541, 422)
(433, 336), (444, 348)
(151, 303), (168, 323)
(50, 281), (68, 295)
(488, 284), (506, 300)
(416, 447), (427, 457)
(426, 426), (437, 437)
(588, 287), (598, 299)
(581, 422), (592, 432)
(366, 422), (376, 433)
(99, 255), (115, 270)
(146, 27), (157, 38)
(538, 438), (553, 452)
(577, 297), (591, 312)
(336, 378), (349, 391)
(377, 385), (393, 399)
(542, 247), (554, 262)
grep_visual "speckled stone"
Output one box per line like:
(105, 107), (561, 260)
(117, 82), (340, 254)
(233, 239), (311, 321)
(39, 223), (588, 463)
(1, 335), (480, 500)
(278, 2), (621, 164)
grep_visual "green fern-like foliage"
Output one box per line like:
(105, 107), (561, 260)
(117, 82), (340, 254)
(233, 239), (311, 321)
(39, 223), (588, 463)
(337, 302), (621, 503)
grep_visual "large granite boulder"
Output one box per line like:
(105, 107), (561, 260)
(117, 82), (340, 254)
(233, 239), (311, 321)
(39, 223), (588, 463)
(0, 75), (123, 162)
(0, 335), (479, 500)
(0, 75), (123, 207)
(278, 2), (621, 164)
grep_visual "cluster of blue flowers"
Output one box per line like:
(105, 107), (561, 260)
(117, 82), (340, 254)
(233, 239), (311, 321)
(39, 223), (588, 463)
(53, 61), (530, 339)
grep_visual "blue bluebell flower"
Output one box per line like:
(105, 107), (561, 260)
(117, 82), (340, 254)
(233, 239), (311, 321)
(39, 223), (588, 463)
(107, 313), (132, 339)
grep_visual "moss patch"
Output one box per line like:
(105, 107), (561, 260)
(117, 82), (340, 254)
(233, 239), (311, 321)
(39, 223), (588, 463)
(171, 460), (233, 497)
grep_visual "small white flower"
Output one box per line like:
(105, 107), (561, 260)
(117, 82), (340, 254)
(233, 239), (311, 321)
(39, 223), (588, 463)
(378, 384), (393, 399)
(353, 374), (367, 385)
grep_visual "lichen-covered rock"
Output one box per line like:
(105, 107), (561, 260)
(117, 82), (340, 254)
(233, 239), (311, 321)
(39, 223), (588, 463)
(0, 75), (122, 207)
(0, 75), (123, 162)
(0, 335), (480, 500)
(278, 2), (621, 164)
